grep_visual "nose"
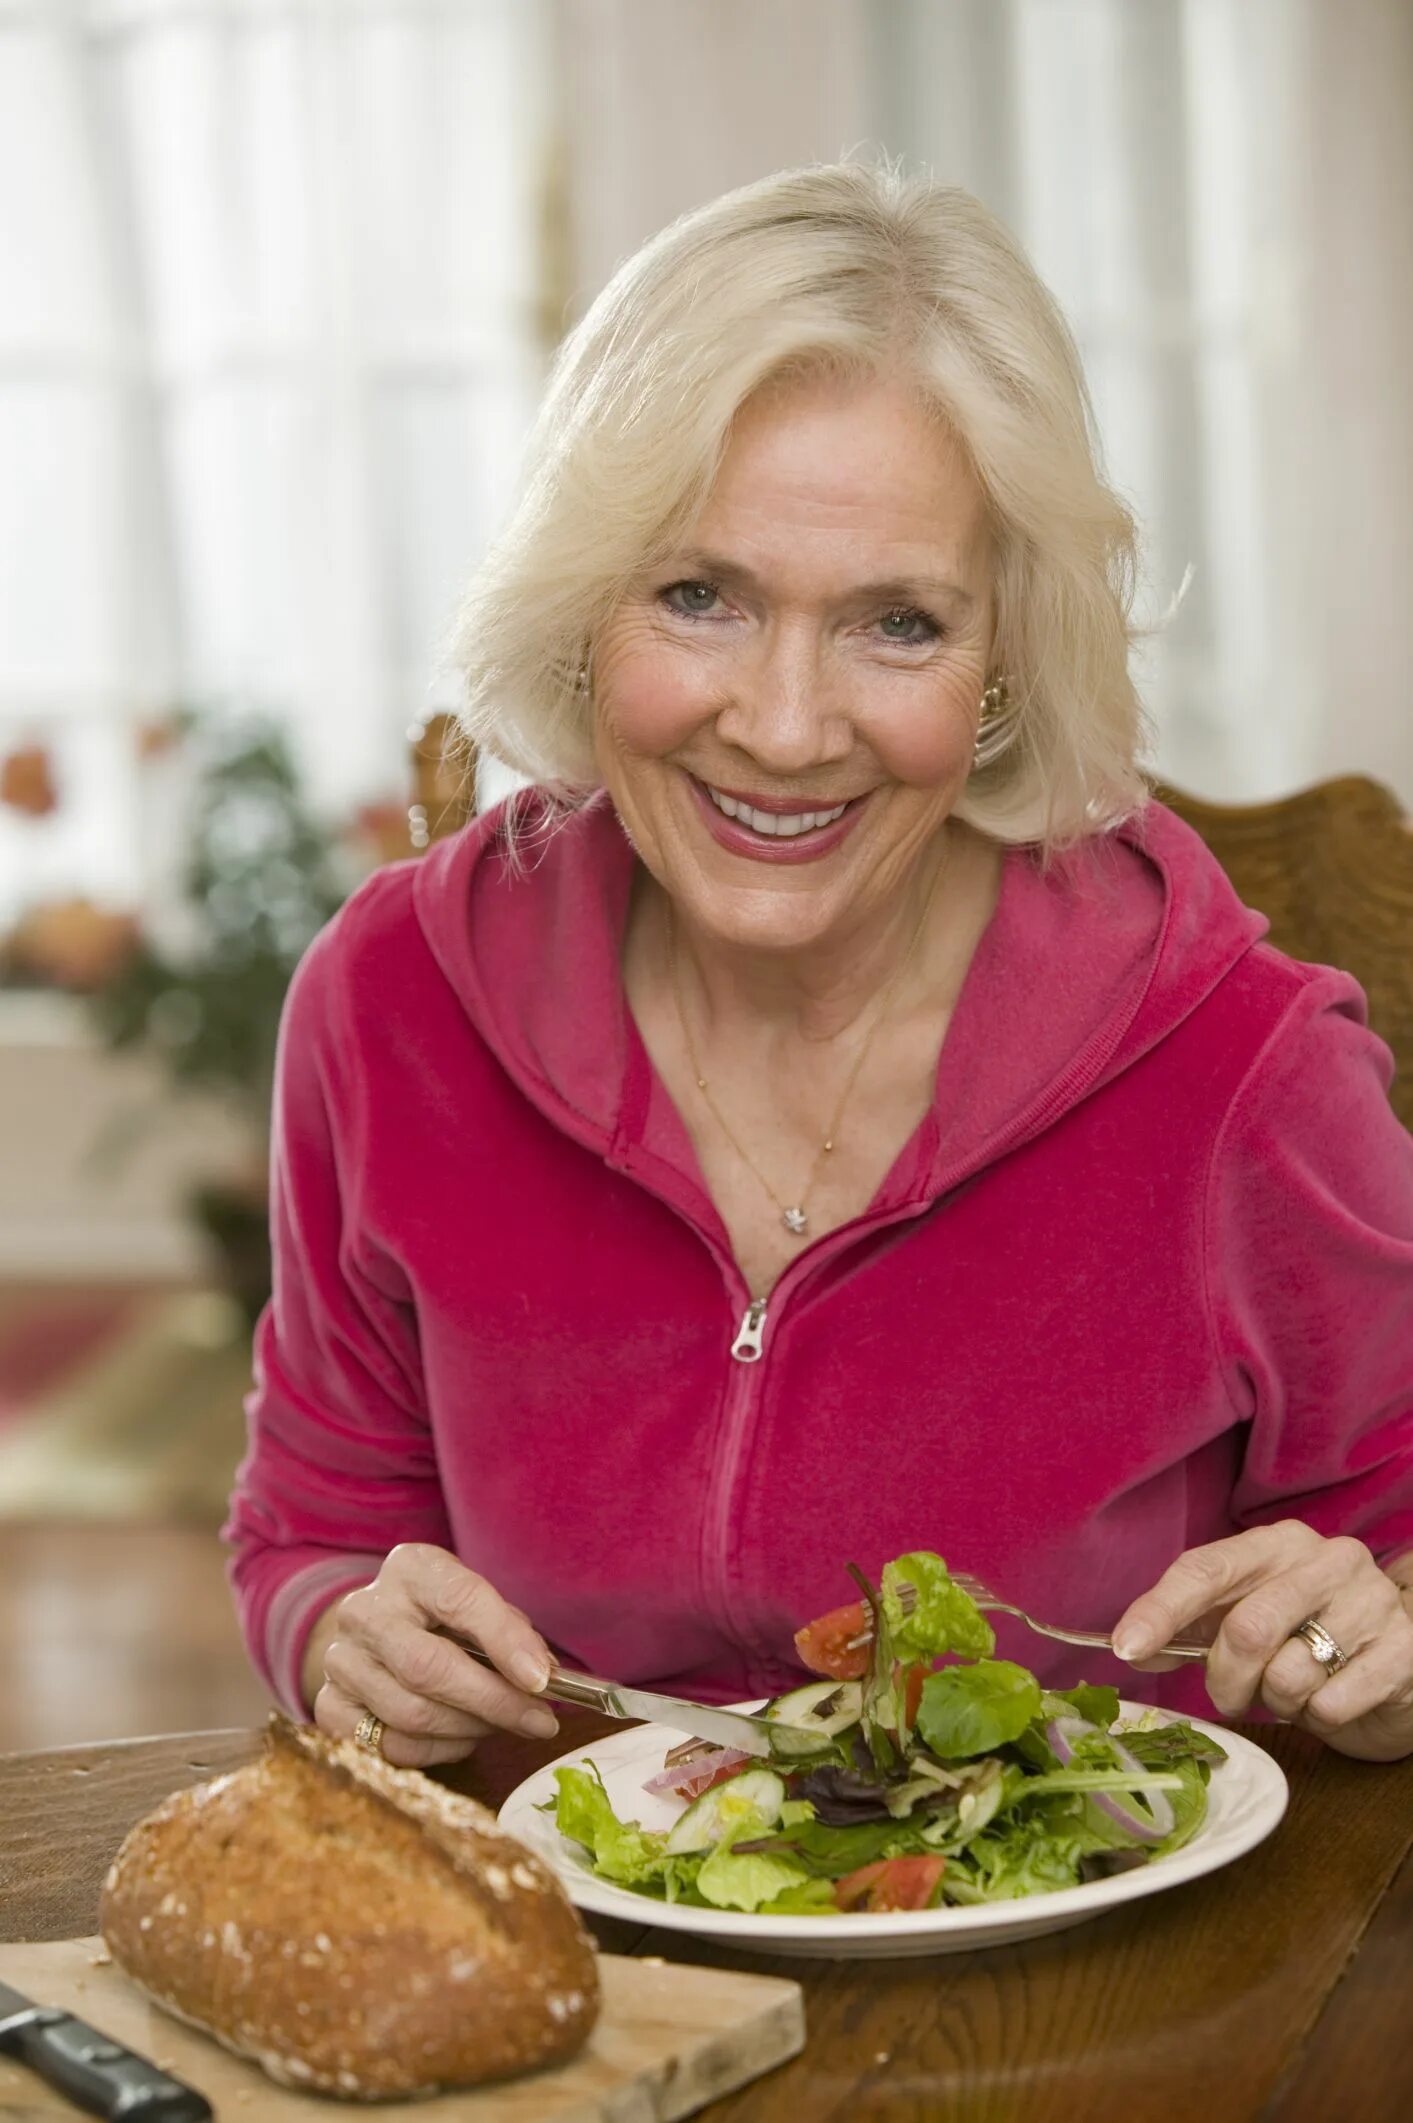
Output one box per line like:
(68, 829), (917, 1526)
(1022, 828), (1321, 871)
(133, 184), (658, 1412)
(711, 631), (854, 776)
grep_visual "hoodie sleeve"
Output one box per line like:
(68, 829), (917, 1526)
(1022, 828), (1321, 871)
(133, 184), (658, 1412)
(1209, 969), (1413, 1567)
(222, 911), (453, 1716)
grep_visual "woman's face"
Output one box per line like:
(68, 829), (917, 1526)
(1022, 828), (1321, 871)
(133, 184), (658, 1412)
(592, 367), (996, 956)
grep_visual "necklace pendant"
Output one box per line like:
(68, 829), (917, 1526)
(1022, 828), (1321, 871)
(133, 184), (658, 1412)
(782, 1206), (809, 1236)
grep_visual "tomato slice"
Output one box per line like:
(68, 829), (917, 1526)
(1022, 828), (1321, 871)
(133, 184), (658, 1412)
(793, 1599), (869, 1681)
(834, 1855), (947, 1914)
(672, 1758), (747, 1803)
(902, 1662), (928, 1728)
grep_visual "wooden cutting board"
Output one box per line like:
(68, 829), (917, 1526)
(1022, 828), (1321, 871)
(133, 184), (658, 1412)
(0, 1938), (803, 2121)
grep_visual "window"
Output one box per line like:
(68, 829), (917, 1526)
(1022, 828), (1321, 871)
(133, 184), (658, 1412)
(0, 0), (554, 929)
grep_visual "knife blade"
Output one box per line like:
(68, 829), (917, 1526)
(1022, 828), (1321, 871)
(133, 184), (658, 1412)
(0, 1977), (212, 2120)
(580, 1682), (777, 1755)
(454, 1641), (777, 1756)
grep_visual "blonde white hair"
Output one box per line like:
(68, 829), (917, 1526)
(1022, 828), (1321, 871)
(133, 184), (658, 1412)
(449, 156), (1150, 850)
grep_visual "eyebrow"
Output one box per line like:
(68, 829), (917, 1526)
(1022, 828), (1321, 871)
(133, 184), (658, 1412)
(666, 548), (975, 611)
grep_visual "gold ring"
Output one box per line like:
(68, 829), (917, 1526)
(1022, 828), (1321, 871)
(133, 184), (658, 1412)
(1290, 1616), (1350, 1677)
(353, 1711), (385, 1755)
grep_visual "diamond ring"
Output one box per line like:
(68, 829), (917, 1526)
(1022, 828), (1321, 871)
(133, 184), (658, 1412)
(353, 1710), (386, 1755)
(1290, 1616), (1350, 1677)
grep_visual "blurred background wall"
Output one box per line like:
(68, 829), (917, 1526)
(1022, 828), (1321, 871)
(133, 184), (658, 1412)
(5, 0), (1412, 1278)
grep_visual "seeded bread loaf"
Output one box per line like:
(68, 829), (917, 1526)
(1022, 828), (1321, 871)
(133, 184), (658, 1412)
(98, 1713), (599, 2100)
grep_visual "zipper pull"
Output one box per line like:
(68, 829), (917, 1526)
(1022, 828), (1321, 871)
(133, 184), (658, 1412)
(731, 1298), (768, 1364)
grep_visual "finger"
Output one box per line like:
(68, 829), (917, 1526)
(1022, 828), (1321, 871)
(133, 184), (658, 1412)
(369, 1613), (560, 1738)
(1123, 1621), (1220, 1676)
(314, 1679), (482, 1770)
(1297, 1610), (1413, 1739)
(1112, 1522), (1324, 1662)
(339, 1557), (556, 1724)
(387, 1545), (554, 1695)
(323, 1638), (500, 1745)
(1254, 1579), (1404, 1723)
(1204, 1539), (1387, 1716)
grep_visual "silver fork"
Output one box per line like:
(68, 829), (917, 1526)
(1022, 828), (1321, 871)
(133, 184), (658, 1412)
(850, 1573), (1210, 1661)
(949, 1570), (1210, 1662)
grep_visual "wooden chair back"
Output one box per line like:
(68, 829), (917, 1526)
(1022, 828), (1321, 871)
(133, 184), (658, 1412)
(408, 713), (475, 845)
(1159, 776), (1413, 1130)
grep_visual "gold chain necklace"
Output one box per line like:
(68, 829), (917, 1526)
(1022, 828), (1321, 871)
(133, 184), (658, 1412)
(666, 852), (945, 1240)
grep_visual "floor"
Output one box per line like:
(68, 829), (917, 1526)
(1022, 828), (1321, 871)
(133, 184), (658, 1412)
(1, 1523), (272, 1753)
(0, 1283), (253, 1523)
(0, 1278), (274, 1754)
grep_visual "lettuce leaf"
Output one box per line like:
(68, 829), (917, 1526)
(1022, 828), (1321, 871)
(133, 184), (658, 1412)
(848, 1562), (902, 1771)
(551, 1763), (672, 1886)
(1115, 1717), (1228, 1773)
(1147, 1758), (1211, 1855)
(758, 1876), (840, 1916)
(1046, 1682), (1122, 1730)
(916, 1660), (1042, 1759)
(943, 1808), (1090, 1900)
(696, 1839), (816, 1912)
(881, 1552), (995, 1662)
(780, 1814), (932, 1877)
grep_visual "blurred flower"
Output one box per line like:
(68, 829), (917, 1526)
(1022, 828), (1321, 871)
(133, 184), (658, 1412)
(0, 744), (59, 817)
(136, 714), (188, 760)
(6, 897), (142, 990)
(347, 799), (415, 867)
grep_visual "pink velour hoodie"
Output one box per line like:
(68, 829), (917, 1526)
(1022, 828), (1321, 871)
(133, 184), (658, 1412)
(224, 793), (1413, 1724)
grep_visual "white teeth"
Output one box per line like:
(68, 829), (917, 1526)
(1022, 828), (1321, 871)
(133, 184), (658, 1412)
(705, 785), (848, 837)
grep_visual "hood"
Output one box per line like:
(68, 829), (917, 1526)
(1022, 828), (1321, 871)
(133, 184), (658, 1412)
(412, 789), (1268, 1216)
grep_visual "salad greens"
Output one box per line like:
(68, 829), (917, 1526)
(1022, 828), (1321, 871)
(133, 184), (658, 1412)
(547, 1551), (1226, 1916)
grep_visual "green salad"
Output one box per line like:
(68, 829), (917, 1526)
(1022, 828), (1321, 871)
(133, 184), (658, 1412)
(547, 1551), (1226, 1915)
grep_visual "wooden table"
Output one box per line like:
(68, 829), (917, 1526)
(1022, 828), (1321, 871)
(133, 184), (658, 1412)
(2, 1714), (1410, 2122)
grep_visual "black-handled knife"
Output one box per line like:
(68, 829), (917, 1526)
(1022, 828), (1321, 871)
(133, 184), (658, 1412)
(0, 1978), (212, 2121)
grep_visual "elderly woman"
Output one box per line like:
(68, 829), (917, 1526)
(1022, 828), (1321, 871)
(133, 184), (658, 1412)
(225, 162), (1413, 1771)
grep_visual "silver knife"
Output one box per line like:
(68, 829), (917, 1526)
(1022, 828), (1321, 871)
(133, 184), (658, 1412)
(0, 1976), (212, 2120)
(456, 1641), (776, 1756)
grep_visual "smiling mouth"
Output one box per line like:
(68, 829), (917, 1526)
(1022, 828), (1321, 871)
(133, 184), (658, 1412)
(699, 780), (855, 840)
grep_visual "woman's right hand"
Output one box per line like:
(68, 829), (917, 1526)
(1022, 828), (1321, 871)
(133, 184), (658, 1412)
(308, 1543), (560, 1766)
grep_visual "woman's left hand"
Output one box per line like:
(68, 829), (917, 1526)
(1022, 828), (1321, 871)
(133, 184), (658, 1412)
(1112, 1522), (1413, 1762)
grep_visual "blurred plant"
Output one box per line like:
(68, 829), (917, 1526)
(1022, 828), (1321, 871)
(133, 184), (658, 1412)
(1, 709), (417, 1321)
(78, 713), (356, 1322)
(88, 713), (350, 1139)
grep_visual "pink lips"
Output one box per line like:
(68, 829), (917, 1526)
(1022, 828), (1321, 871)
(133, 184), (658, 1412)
(685, 773), (866, 865)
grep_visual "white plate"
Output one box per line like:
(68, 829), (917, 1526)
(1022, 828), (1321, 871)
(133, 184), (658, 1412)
(499, 1701), (1289, 1958)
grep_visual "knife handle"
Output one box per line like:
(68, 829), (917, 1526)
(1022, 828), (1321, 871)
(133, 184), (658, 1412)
(452, 1637), (620, 1714)
(0, 2004), (212, 2120)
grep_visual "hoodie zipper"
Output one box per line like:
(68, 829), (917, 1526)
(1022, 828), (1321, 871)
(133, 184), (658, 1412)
(730, 1297), (768, 1362)
(701, 1294), (771, 1659)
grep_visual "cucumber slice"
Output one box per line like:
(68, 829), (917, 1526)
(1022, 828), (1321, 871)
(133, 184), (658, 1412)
(762, 1680), (864, 1758)
(663, 1768), (786, 1855)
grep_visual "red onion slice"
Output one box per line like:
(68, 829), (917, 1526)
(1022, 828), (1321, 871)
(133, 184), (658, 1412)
(1044, 1715), (1175, 1843)
(643, 1745), (750, 1795)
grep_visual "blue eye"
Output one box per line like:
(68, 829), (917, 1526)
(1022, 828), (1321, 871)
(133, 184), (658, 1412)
(877, 606), (941, 646)
(661, 579), (723, 620)
(659, 580), (942, 645)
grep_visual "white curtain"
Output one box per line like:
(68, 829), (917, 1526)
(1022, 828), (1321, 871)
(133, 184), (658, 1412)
(879, 0), (1413, 804)
(4, 0), (1410, 939)
(562, 0), (1413, 807)
(0, 0), (554, 927)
